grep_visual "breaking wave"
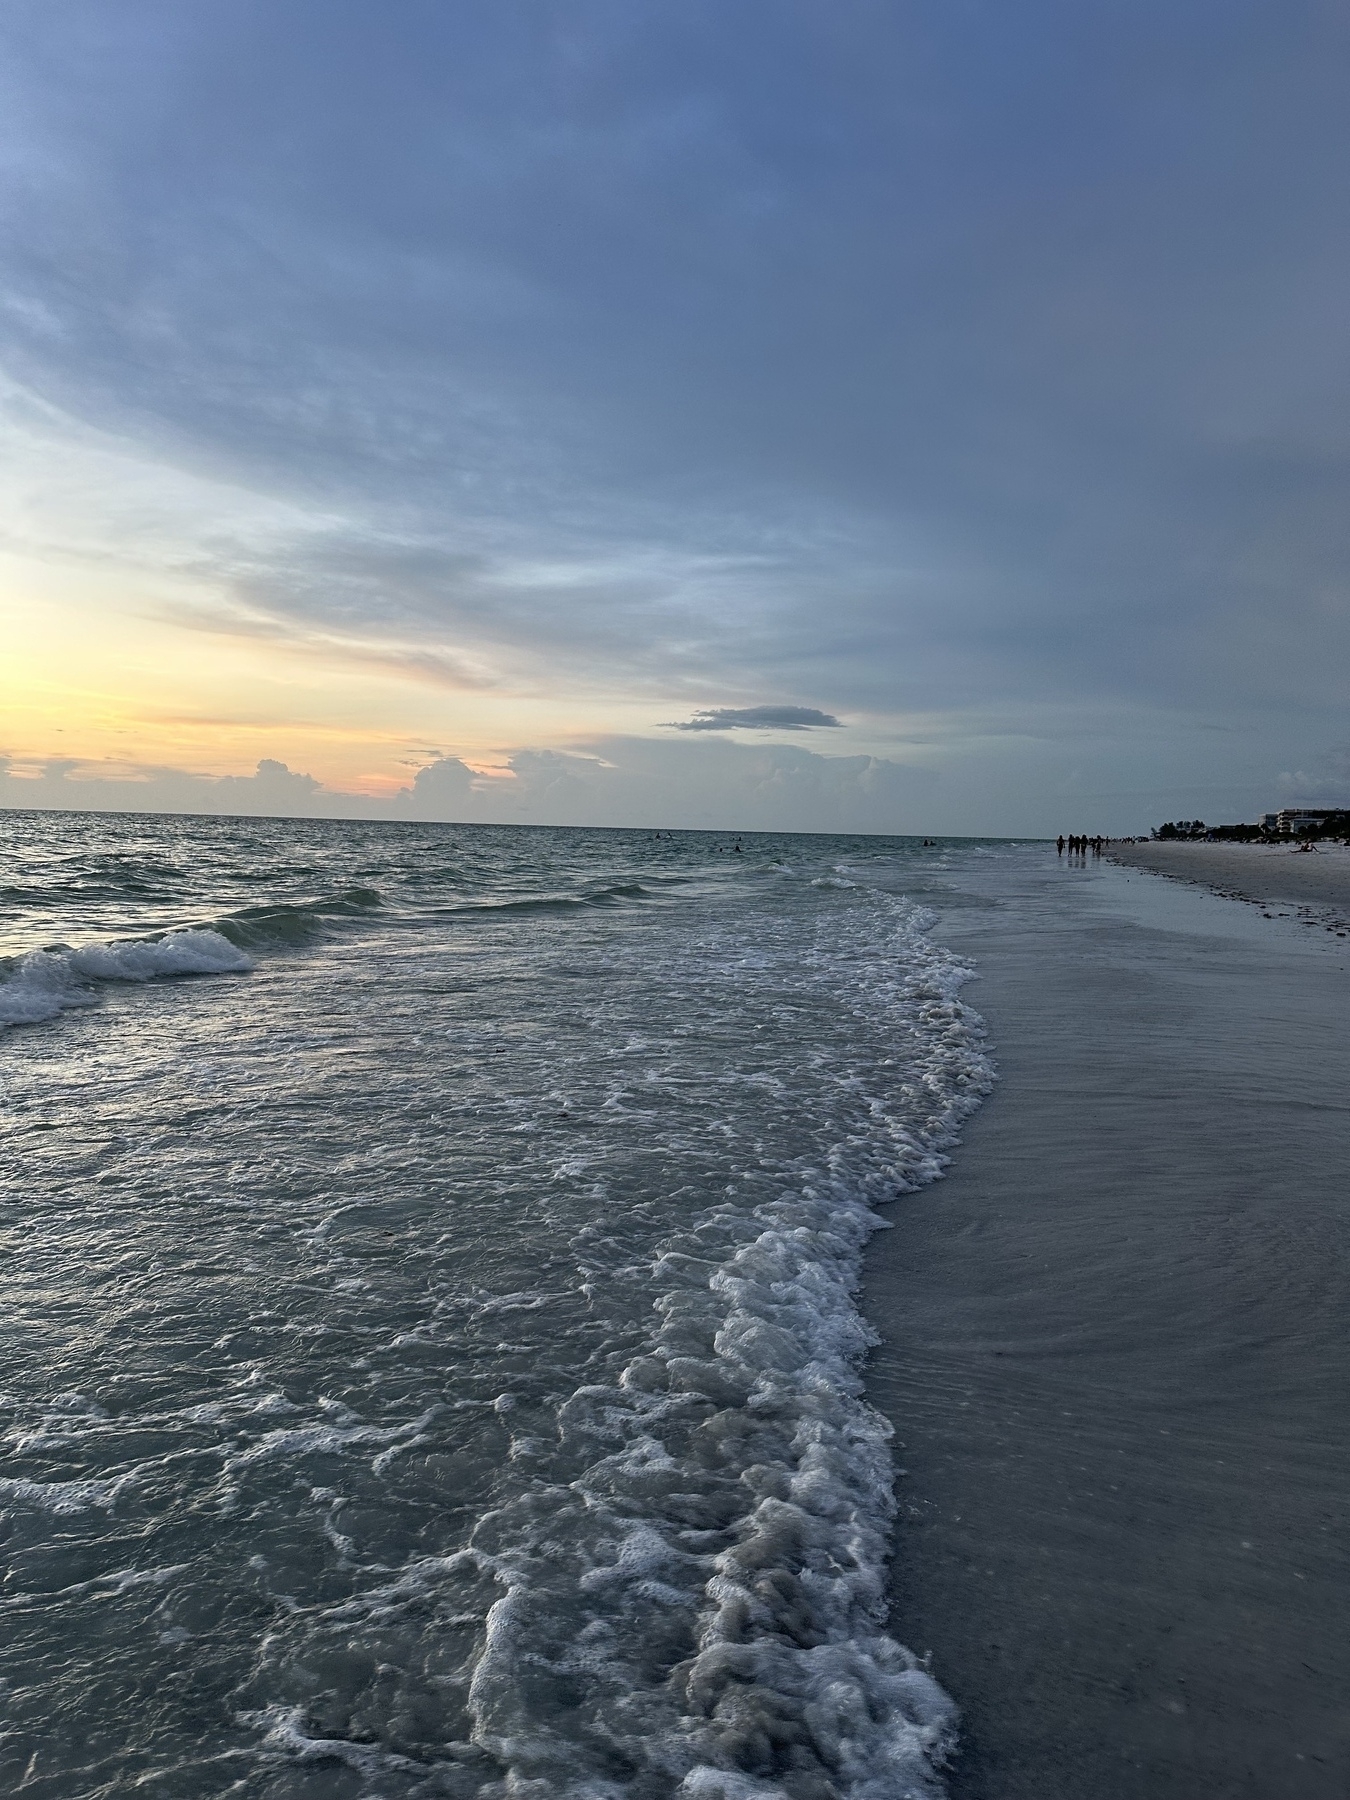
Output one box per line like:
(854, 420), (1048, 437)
(0, 814), (1000, 1800)
(0, 928), (253, 1029)
(448, 906), (987, 1798)
(225, 895), (992, 1798)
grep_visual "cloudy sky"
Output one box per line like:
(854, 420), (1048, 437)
(1, 0), (1346, 833)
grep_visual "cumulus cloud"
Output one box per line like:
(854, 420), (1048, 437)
(664, 706), (843, 732)
(4, 717), (1310, 834)
(0, 754), (329, 820)
(0, 738), (937, 834)
(0, 3), (1347, 816)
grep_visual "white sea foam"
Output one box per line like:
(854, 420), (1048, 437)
(241, 1703), (431, 1777)
(0, 928), (253, 1028)
(2, 822), (997, 1800)
(222, 1405), (441, 1472)
(0, 1470), (139, 1514)
(445, 900), (990, 1798)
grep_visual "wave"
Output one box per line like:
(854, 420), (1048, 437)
(454, 904), (989, 1797)
(0, 888), (386, 1027)
(0, 828), (997, 1795)
(233, 896), (994, 1798)
(428, 881), (657, 918)
(0, 929), (254, 1029)
(0, 878), (657, 1030)
(211, 886), (384, 948)
(208, 881), (654, 944)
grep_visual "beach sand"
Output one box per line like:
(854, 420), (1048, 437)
(864, 853), (1349, 1798)
(1108, 839), (1350, 932)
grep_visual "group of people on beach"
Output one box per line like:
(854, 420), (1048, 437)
(1058, 834), (1106, 857)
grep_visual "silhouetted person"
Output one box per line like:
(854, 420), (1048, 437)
(1057, 836), (1065, 855)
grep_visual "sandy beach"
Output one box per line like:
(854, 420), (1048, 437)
(1108, 839), (1350, 931)
(865, 852), (1349, 1798)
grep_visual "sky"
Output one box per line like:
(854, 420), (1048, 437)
(1, 0), (1347, 834)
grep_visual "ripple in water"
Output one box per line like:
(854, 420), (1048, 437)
(0, 816), (994, 1798)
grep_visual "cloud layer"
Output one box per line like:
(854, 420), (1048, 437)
(10, 713), (1328, 838)
(1, 741), (936, 835)
(0, 2), (1347, 828)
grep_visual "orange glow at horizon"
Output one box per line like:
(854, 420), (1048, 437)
(0, 558), (682, 796)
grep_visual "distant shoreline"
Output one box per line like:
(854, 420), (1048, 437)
(1107, 838), (1350, 934)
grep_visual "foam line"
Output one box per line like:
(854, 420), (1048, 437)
(0, 928), (253, 1029)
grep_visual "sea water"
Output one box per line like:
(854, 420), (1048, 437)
(0, 813), (996, 1799)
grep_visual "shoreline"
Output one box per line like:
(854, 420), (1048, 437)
(864, 851), (1349, 1797)
(1106, 839), (1350, 933)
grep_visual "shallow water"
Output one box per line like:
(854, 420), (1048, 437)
(865, 853), (1350, 1797)
(0, 813), (998, 1799)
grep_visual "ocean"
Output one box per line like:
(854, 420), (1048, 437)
(0, 812), (999, 1800)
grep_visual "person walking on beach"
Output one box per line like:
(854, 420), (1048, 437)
(1057, 836), (1065, 856)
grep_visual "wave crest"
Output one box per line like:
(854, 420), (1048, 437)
(0, 928), (253, 1029)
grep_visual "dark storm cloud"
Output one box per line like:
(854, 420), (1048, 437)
(0, 0), (1347, 804)
(666, 706), (843, 732)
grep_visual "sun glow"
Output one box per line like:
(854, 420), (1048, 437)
(0, 553), (694, 798)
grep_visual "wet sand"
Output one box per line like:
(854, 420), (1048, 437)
(865, 853), (1349, 1798)
(1108, 840), (1350, 932)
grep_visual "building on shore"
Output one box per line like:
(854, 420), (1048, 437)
(1261, 809), (1333, 835)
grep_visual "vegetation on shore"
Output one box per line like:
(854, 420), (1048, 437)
(1153, 814), (1350, 843)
